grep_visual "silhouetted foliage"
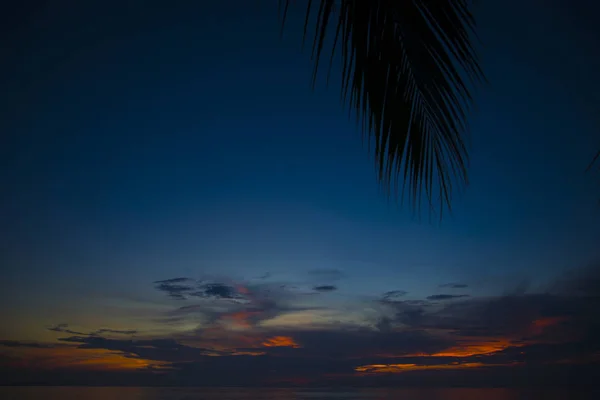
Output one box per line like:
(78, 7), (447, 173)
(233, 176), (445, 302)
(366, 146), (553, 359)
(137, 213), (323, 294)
(587, 150), (600, 202)
(280, 0), (484, 219)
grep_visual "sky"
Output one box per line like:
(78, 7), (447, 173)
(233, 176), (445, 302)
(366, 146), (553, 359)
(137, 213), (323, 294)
(1, 0), (600, 387)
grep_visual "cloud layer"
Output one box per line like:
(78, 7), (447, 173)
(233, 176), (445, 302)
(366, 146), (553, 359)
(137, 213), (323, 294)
(2, 266), (600, 386)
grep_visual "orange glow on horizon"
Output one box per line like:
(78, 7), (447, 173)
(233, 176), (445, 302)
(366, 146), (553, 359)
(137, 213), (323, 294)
(262, 336), (300, 348)
(1, 346), (170, 371)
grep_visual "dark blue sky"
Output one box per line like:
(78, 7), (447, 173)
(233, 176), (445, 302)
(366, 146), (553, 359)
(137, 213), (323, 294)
(1, 0), (600, 349)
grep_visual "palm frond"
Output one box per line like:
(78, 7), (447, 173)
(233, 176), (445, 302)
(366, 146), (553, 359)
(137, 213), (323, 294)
(279, 0), (484, 220)
(586, 150), (600, 173)
(586, 150), (600, 204)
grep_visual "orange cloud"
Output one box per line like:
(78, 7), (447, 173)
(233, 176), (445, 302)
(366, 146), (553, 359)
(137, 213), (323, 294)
(1, 346), (170, 371)
(262, 336), (300, 348)
(422, 316), (572, 358)
(355, 362), (487, 374)
(429, 336), (516, 357)
(432, 317), (572, 358)
(373, 335), (519, 360)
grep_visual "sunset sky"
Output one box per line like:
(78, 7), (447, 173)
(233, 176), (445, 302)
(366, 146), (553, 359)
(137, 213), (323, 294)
(1, 0), (600, 387)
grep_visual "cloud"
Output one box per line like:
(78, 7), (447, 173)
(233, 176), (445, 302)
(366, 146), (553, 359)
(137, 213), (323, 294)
(8, 317), (600, 387)
(47, 324), (137, 337)
(551, 263), (600, 297)
(56, 325), (453, 367)
(10, 280), (600, 387)
(8, 268), (600, 386)
(154, 278), (195, 284)
(307, 268), (345, 282)
(255, 272), (271, 280)
(439, 283), (468, 289)
(47, 323), (88, 335)
(58, 336), (213, 363)
(392, 290), (600, 347)
(189, 283), (244, 300)
(313, 285), (337, 292)
(153, 278), (248, 302)
(154, 281), (196, 300)
(289, 328), (451, 359)
(381, 290), (408, 303)
(0, 340), (56, 348)
(262, 336), (300, 348)
(94, 328), (138, 335)
(375, 317), (393, 333)
(426, 294), (470, 301)
(156, 280), (328, 332)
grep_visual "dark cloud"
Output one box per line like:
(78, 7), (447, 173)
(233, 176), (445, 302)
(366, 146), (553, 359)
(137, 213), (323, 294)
(307, 268), (345, 282)
(426, 294), (470, 301)
(313, 285), (337, 292)
(168, 304), (206, 315)
(439, 283), (468, 289)
(391, 290), (600, 345)
(11, 279), (600, 387)
(47, 324), (137, 337)
(396, 308), (427, 327)
(402, 300), (430, 306)
(154, 277), (194, 284)
(375, 316), (393, 333)
(153, 278), (248, 302)
(153, 316), (188, 325)
(55, 323), (590, 387)
(154, 281), (196, 300)
(7, 321), (600, 387)
(189, 283), (243, 300)
(94, 328), (138, 335)
(384, 290), (408, 297)
(395, 296), (519, 334)
(552, 263), (600, 297)
(9, 268), (600, 387)
(381, 290), (408, 303)
(58, 326), (452, 365)
(47, 323), (88, 335)
(0, 340), (56, 348)
(284, 329), (452, 359)
(59, 336), (213, 363)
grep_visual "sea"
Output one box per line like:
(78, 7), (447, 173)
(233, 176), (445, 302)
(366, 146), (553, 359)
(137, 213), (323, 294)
(0, 387), (597, 400)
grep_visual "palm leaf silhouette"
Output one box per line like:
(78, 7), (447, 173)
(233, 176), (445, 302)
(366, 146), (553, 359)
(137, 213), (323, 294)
(587, 150), (600, 203)
(279, 0), (484, 219)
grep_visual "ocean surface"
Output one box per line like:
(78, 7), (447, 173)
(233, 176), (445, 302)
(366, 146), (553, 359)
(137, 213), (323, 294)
(0, 387), (597, 400)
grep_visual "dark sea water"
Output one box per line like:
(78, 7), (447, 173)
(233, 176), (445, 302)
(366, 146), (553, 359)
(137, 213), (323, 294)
(0, 387), (597, 400)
